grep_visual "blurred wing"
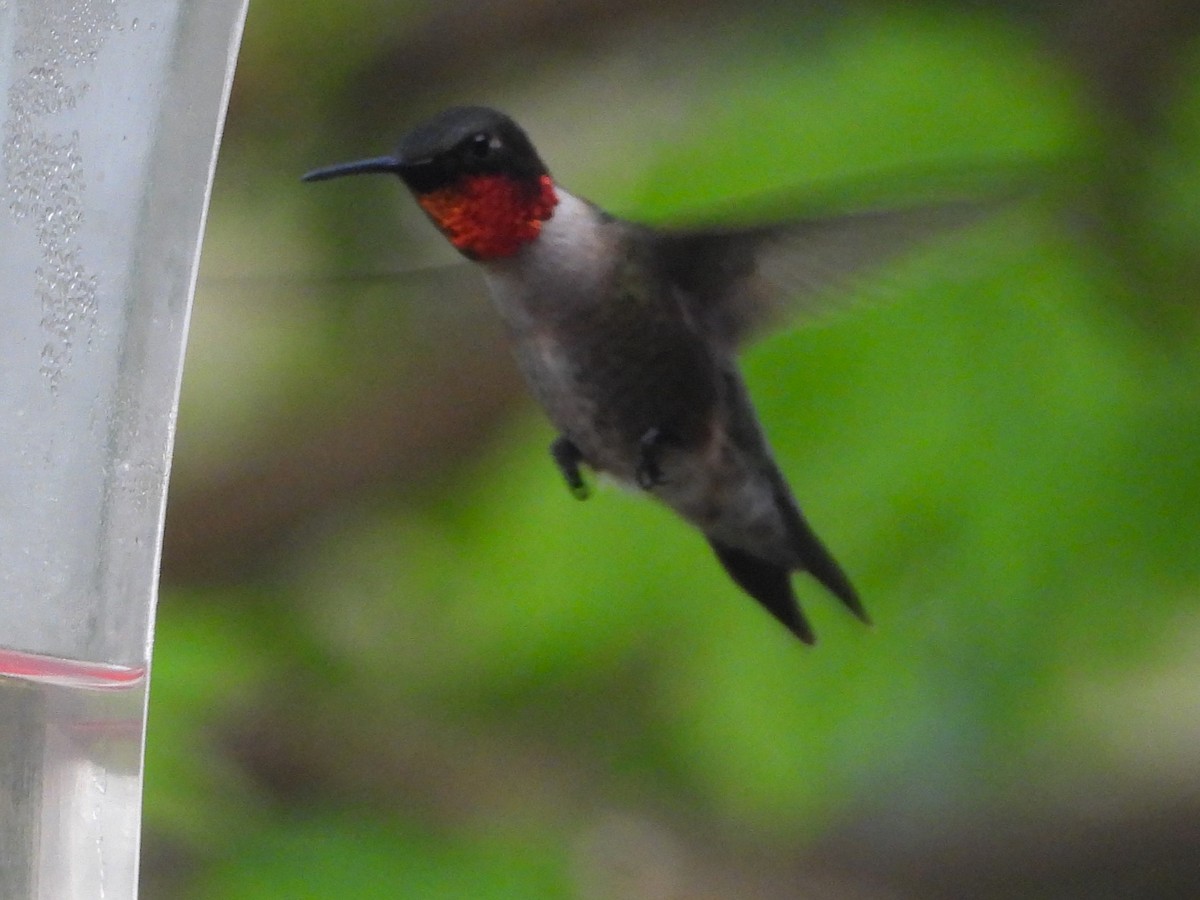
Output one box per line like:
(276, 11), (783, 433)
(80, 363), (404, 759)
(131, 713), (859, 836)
(654, 198), (997, 349)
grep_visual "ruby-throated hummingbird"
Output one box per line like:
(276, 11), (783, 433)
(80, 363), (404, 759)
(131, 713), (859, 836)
(304, 105), (982, 643)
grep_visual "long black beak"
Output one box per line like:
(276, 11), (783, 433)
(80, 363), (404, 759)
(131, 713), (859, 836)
(301, 155), (403, 183)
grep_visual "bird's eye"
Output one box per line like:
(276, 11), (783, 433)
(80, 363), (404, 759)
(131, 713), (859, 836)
(469, 132), (497, 158)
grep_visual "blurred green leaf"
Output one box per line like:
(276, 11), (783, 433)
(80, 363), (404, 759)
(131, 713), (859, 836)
(191, 814), (571, 899)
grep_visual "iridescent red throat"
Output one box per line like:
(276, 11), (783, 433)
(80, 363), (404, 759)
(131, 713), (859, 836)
(416, 173), (559, 260)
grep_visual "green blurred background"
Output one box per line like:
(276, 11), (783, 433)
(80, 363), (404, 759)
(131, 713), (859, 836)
(145, 1), (1200, 897)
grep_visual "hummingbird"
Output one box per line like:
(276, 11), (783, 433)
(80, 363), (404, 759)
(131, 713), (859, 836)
(304, 105), (982, 643)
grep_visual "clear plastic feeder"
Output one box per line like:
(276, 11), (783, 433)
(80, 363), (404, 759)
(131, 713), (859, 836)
(0, 2), (248, 896)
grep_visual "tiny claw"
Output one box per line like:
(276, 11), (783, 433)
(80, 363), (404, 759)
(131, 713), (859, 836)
(635, 427), (669, 490)
(550, 435), (590, 500)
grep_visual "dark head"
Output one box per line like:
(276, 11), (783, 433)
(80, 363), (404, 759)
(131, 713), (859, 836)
(303, 106), (559, 260)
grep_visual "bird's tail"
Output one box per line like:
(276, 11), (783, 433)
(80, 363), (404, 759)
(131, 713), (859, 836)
(707, 477), (869, 642)
(774, 479), (870, 626)
(708, 539), (817, 643)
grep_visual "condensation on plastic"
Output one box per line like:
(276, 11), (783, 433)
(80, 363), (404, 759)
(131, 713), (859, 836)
(0, 0), (246, 665)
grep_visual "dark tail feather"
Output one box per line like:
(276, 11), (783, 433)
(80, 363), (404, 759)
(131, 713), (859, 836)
(775, 488), (871, 626)
(708, 540), (816, 643)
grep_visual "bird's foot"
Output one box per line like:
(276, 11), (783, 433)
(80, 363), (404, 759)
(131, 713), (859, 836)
(550, 435), (590, 500)
(636, 427), (672, 490)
